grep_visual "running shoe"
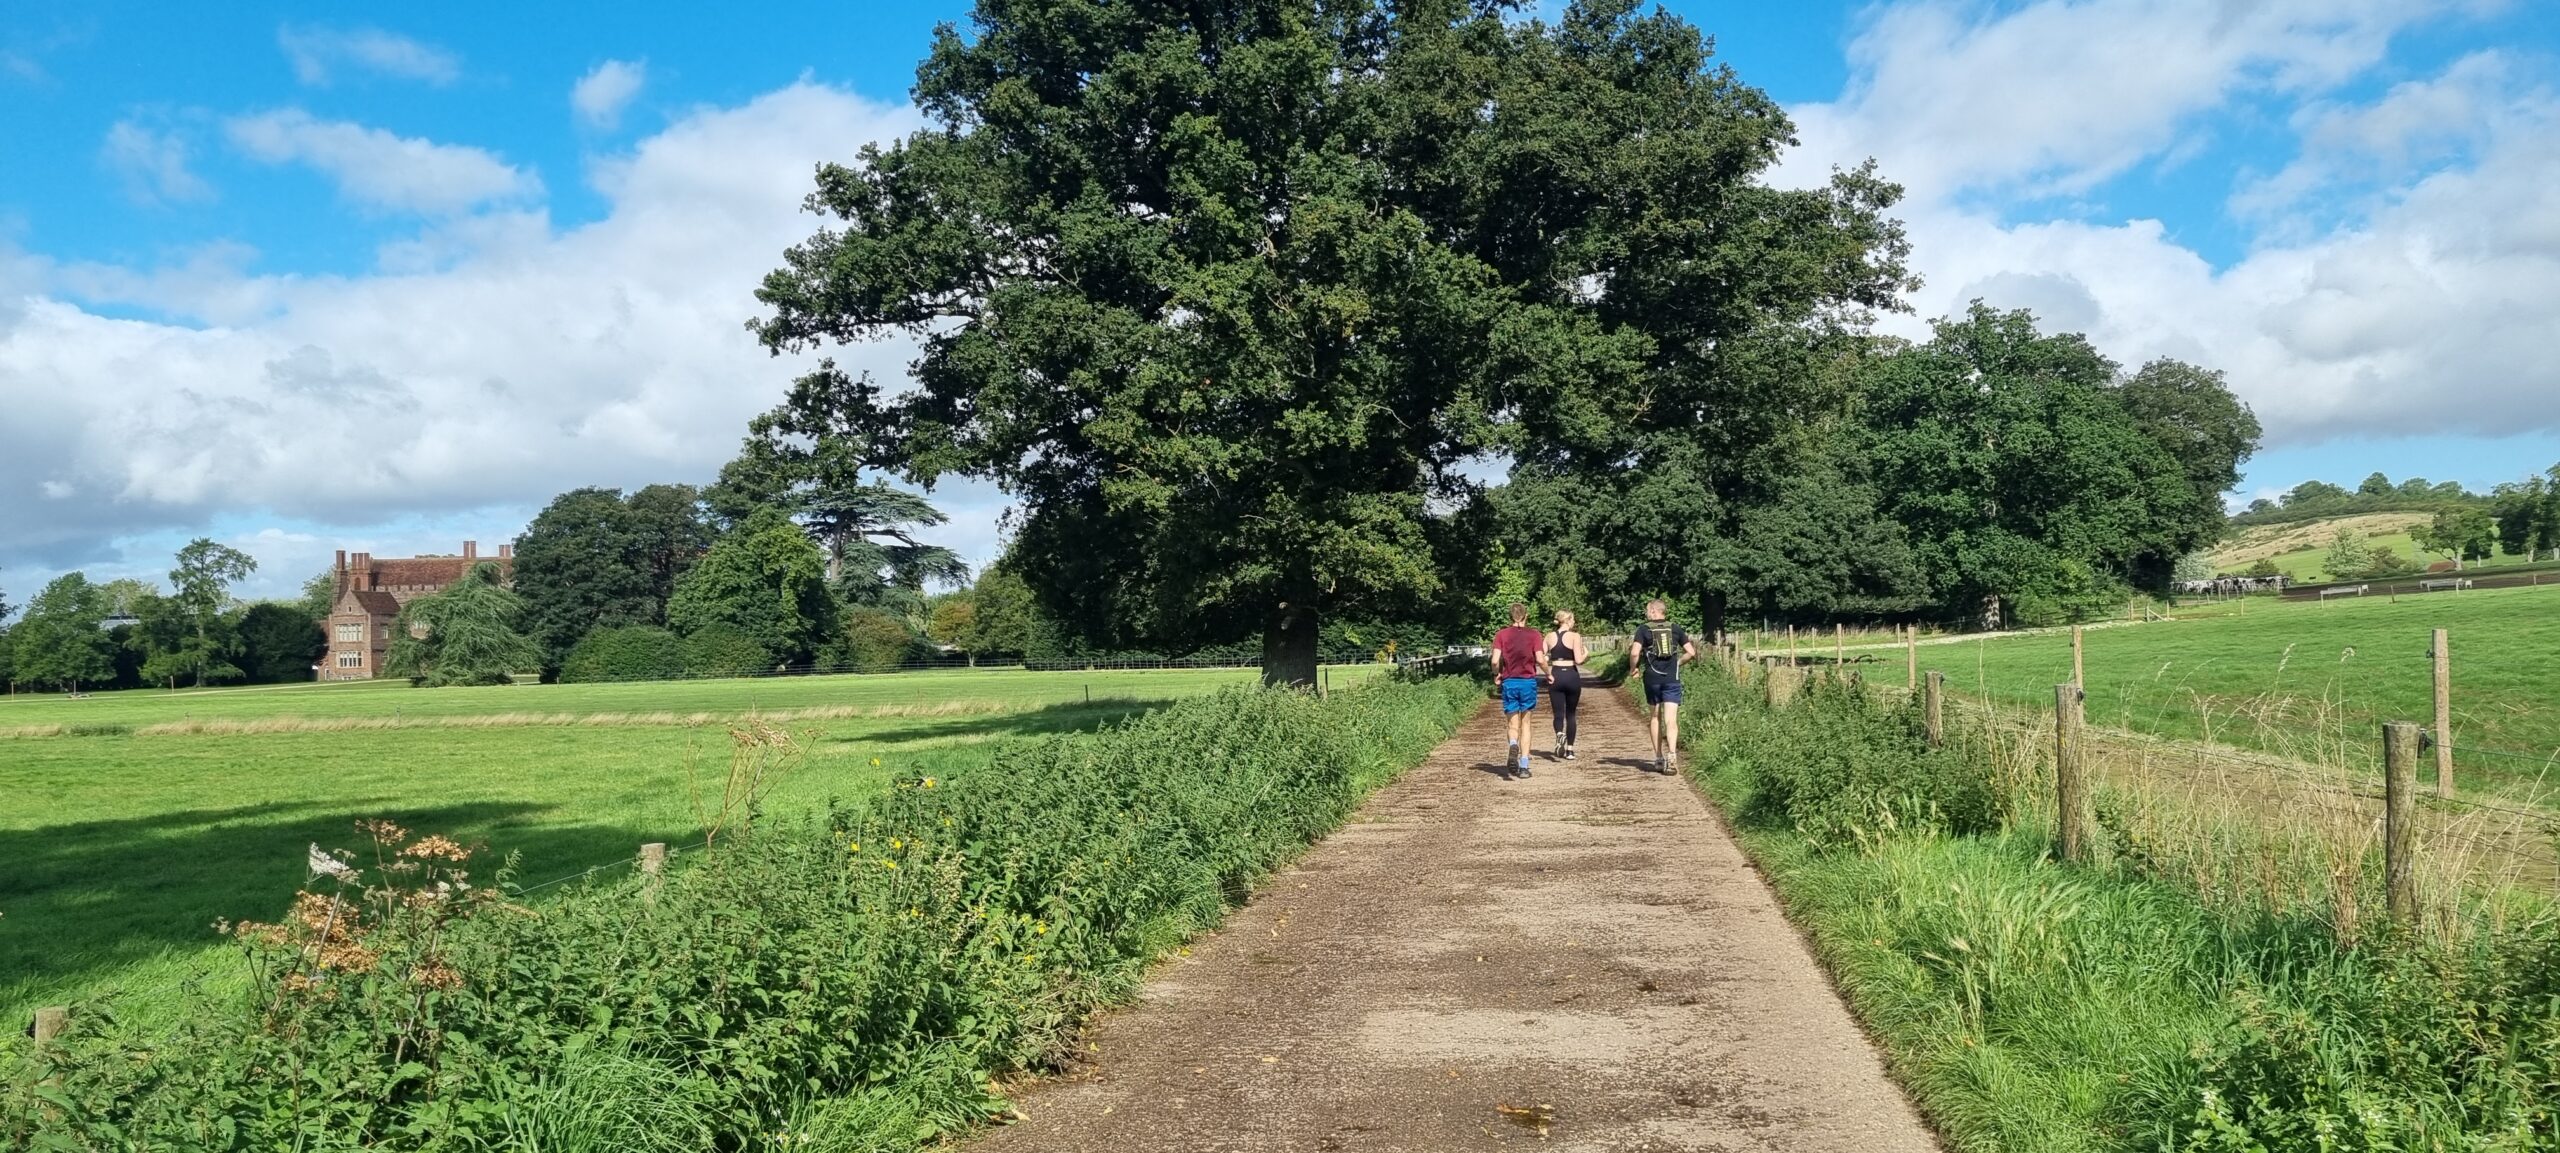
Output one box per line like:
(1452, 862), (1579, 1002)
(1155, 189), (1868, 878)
(1517, 754), (1533, 778)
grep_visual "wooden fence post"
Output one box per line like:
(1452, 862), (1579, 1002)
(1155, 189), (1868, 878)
(32, 1006), (68, 1049)
(2071, 625), (2084, 687)
(2055, 683), (2088, 863)
(1906, 625), (1917, 691)
(639, 842), (667, 905)
(2384, 721), (2420, 926)
(1788, 625), (1798, 666)
(1769, 665), (1801, 709)
(1924, 671), (1945, 748)
(1833, 623), (1844, 669)
(2432, 628), (2453, 799)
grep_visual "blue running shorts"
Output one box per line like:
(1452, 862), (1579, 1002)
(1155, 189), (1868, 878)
(1643, 679), (1684, 707)
(1500, 677), (1539, 714)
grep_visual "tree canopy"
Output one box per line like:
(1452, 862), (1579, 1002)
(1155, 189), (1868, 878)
(747, 0), (1910, 683)
(512, 485), (715, 675)
(665, 509), (837, 666)
(382, 562), (542, 687)
(11, 573), (115, 692)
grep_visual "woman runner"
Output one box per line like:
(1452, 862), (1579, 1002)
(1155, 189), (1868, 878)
(1545, 610), (1586, 760)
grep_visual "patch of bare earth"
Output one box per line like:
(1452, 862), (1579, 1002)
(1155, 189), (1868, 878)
(966, 686), (1938, 1152)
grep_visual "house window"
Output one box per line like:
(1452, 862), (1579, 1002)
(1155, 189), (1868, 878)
(336, 652), (363, 668)
(334, 623), (362, 642)
(378, 623), (392, 641)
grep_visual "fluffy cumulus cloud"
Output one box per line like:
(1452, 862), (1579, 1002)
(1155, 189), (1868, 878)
(100, 119), (214, 206)
(573, 59), (648, 130)
(276, 25), (460, 87)
(225, 109), (542, 216)
(1771, 0), (2556, 448)
(0, 84), (959, 584)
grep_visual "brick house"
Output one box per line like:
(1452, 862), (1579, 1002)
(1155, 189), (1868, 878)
(322, 541), (515, 680)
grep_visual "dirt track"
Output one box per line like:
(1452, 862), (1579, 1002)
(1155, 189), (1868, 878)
(967, 685), (1939, 1152)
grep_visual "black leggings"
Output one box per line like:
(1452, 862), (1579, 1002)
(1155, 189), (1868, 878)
(1548, 667), (1582, 745)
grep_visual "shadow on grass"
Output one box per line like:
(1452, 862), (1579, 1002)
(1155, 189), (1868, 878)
(0, 800), (680, 1019)
(838, 697), (1174, 746)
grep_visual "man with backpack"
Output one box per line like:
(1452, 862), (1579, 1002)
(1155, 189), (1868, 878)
(1628, 599), (1696, 775)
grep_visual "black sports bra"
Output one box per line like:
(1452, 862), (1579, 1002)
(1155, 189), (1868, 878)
(1548, 632), (1577, 661)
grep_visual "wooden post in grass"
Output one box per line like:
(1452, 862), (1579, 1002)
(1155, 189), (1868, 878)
(1833, 623), (1844, 669)
(32, 1007), (67, 1049)
(1769, 664), (1802, 709)
(1924, 672), (1946, 748)
(1788, 625), (1798, 665)
(2071, 625), (2085, 686)
(1906, 626), (1918, 692)
(2432, 628), (2453, 798)
(638, 842), (667, 906)
(2383, 721), (2420, 926)
(2055, 683), (2088, 863)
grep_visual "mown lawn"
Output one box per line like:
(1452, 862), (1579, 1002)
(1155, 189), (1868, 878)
(2, 666), (1382, 1026)
(1928, 584), (2560, 787)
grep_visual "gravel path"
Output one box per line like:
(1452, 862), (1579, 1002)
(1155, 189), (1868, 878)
(968, 684), (1939, 1152)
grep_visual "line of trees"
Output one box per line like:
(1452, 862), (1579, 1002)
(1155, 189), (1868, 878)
(1, 540), (323, 693)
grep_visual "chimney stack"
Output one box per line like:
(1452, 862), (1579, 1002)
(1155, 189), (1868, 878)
(351, 553), (372, 591)
(498, 543), (514, 560)
(463, 540), (478, 560)
(335, 549), (347, 572)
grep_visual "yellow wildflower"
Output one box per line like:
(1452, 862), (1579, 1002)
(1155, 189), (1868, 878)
(881, 859), (898, 870)
(923, 777), (937, 789)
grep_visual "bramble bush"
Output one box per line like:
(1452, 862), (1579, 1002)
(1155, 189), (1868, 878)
(2, 676), (1480, 1150)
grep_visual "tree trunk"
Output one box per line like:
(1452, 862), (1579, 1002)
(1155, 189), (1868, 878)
(1261, 604), (1319, 689)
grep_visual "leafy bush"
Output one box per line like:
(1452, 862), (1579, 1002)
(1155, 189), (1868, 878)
(1712, 677), (2002, 846)
(840, 606), (929, 671)
(3, 677), (1481, 1150)
(558, 625), (688, 684)
(679, 623), (770, 678)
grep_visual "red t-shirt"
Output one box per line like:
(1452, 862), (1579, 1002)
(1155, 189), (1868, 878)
(1494, 625), (1542, 680)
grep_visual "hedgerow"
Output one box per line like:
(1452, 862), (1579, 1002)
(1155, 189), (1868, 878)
(3, 676), (1480, 1150)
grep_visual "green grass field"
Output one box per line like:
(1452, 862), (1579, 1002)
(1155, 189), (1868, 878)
(1, 666), (1385, 1026)
(1922, 584), (2560, 789)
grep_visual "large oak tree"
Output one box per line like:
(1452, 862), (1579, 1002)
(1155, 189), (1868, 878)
(749, 0), (1911, 684)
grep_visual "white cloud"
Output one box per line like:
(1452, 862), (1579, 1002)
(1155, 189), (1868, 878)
(1773, 0), (2493, 200)
(225, 109), (541, 216)
(277, 25), (459, 87)
(1, 84), (944, 583)
(573, 59), (647, 130)
(100, 119), (214, 205)
(1760, 0), (2557, 456)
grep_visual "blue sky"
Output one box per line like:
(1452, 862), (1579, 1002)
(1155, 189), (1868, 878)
(4, 0), (2558, 604)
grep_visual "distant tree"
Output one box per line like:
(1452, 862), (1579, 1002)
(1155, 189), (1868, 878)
(2433, 480), (2469, 499)
(2413, 509), (2497, 570)
(236, 602), (325, 682)
(2397, 476), (2435, 497)
(2323, 528), (2369, 579)
(708, 430), (966, 618)
(95, 578), (158, 619)
(2357, 471), (2394, 497)
(958, 565), (1039, 660)
(11, 573), (116, 692)
(2494, 475), (2560, 561)
(2364, 546), (2413, 577)
(2283, 480), (2351, 507)
(925, 593), (976, 653)
(138, 538), (259, 688)
(2245, 558), (2283, 580)
(514, 485), (714, 676)
(2116, 358), (2263, 541)
(299, 568), (339, 623)
(2173, 552), (2217, 583)
(1854, 305), (2204, 627)
(665, 509), (836, 666)
(2247, 498), (2276, 515)
(381, 562), (540, 687)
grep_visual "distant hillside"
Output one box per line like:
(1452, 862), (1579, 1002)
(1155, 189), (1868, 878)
(2229, 476), (2484, 528)
(2211, 513), (2437, 580)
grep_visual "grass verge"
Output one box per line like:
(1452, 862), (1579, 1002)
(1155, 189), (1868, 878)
(1669, 664), (2560, 1152)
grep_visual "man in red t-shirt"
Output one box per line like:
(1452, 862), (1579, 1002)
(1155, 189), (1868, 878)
(1492, 601), (1545, 778)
